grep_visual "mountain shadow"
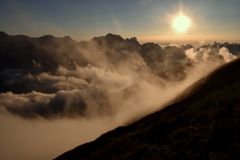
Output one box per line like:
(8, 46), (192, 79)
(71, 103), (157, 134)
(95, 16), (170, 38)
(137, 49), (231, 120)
(54, 57), (240, 160)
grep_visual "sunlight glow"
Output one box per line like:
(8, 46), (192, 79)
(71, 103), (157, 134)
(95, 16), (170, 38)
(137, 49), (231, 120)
(172, 14), (191, 33)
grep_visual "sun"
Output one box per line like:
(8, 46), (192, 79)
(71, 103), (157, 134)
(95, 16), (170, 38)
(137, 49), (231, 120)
(172, 14), (191, 33)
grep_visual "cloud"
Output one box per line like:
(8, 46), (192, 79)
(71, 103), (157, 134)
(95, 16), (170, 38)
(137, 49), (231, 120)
(0, 113), (117, 160)
(0, 32), (239, 160)
(0, 64), (134, 119)
(0, 34), (237, 120)
(219, 47), (237, 62)
(185, 45), (237, 63)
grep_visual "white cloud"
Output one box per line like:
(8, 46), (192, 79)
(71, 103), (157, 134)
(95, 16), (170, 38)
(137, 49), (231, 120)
(219, 47), (237, 62)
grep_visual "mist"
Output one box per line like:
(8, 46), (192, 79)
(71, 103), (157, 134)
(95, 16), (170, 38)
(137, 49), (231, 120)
(0, 32), (239, 160)
(0, 113), (117, 160)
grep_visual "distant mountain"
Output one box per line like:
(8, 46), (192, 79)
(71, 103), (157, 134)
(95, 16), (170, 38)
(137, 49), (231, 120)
(0, 31), (85, 74)
(54, 57), (240, 160)
(2, 31), (237, 95)
(0, 32), (191, 94)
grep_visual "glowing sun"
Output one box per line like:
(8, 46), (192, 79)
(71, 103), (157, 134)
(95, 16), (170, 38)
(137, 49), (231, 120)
(172, 14), (191, 33)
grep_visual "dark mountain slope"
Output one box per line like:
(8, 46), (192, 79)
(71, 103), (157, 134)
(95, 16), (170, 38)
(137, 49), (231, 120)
(55, 58), (240, 160)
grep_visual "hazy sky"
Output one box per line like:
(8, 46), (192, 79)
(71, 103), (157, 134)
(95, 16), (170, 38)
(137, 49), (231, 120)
(1, 0), (240, 42)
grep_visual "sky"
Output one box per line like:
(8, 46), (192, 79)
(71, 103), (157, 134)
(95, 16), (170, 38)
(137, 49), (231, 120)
(1, 0), (240, 43)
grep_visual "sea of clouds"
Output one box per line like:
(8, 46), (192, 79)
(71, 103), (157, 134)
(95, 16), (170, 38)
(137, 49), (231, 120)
(0, 32), (239, 160)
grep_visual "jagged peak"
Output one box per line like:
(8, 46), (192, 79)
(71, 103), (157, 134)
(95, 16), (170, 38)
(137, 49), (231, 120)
(38, 35), (56, 43)
(91, 33), (124, 43)
(0, 31), (9, 38)
(105, 33), (123, 40)
(63, 36), (72, 40)
(0, 31), (7, 35)
(39, 35), (55, 39)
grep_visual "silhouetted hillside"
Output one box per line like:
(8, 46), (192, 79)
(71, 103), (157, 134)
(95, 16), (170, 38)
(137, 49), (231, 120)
(55, 58), (240, 160)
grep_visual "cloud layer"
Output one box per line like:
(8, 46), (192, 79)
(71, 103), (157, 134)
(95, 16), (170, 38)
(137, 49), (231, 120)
(0, 32), (239, 160)
(0, 32), (239, 120)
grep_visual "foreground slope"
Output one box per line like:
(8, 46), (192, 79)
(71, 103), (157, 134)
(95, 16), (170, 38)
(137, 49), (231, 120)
(55, 57), (240, 160)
